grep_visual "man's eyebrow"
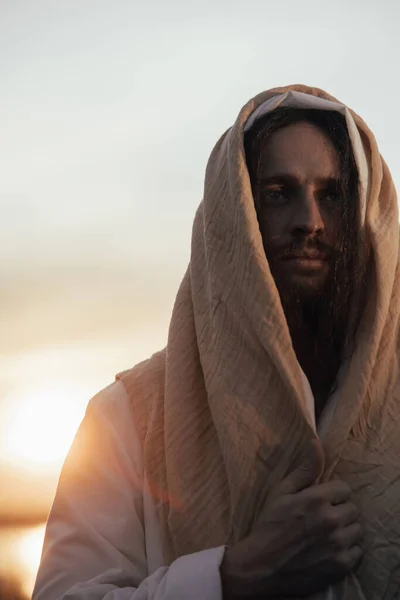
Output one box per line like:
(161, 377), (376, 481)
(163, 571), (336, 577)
(257, 174), (341, 188)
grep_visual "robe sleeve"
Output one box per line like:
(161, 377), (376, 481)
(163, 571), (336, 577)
(32, 381), (226, 600)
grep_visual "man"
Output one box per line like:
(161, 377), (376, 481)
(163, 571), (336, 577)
(33, 85), (400, 600)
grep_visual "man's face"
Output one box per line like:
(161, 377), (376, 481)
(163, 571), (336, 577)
(254, 122), (343, 299)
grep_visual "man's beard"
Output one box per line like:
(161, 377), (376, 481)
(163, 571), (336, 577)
(277, 262), (349, 356)
(269, 235), (366, 388)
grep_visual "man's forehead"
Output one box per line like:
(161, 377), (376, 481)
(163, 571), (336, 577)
(257, 124), (341, 181)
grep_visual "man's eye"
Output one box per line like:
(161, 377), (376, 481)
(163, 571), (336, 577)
(322, 191), (342, 203)
(262, 189), (287, 202)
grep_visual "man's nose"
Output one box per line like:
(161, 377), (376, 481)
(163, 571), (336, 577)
(290, 190), (325, 237)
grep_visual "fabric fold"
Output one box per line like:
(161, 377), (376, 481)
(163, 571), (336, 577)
(118, 83), (400, 598)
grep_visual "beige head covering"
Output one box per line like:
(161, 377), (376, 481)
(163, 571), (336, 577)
(118, 84), (400, 598)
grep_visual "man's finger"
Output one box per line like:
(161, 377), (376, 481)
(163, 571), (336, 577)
(277, 438), (325, 496)
(301, 480), (352, 506)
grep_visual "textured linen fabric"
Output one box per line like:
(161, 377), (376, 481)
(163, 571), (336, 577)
(33, 378), (338, 600)
(116, 84), (400, 599)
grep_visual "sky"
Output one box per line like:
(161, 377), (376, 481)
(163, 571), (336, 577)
(1, 0), (400, 523)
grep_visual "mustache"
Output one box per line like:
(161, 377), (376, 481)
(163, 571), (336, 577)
(275, 240), (334, 261)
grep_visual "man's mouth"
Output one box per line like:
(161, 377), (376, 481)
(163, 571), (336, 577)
(280, 250), (330, 271)
(282, 251), (329, 261)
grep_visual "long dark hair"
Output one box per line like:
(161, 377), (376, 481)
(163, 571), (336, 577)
(244, 108), (366, 397)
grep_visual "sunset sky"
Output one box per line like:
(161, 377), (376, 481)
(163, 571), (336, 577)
(1, 1), (400, 590)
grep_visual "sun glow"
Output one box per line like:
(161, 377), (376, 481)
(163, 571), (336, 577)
(15, 525), (46, 597)
(1, 378), (96, 598)
(4, 385), (90, 469)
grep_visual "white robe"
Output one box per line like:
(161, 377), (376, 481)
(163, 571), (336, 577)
(32, 374), (338, 600)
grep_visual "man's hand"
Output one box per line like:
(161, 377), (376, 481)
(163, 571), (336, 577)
(220, 440), (363, 599)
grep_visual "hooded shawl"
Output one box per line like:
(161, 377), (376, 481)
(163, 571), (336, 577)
(117, 84), (400, 599)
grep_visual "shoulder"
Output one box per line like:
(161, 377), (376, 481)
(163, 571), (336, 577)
(57, 379), (145, 487)
(88, 379), (130, 414)
(83, 380), (142, 462)
(85, 379), (134, 431)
